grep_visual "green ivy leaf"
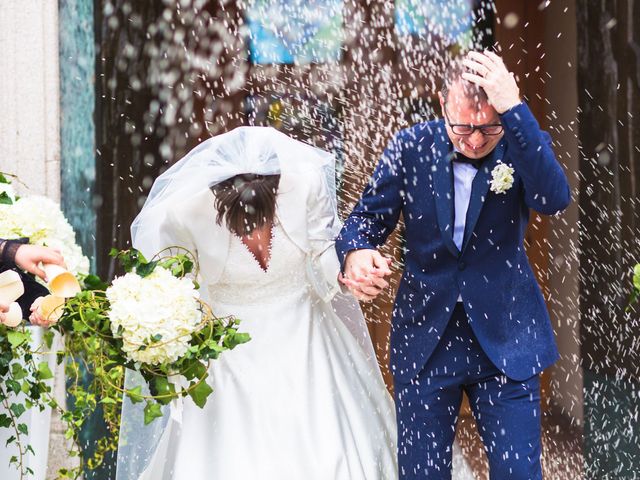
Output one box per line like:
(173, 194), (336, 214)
(0, 173), (9, 184)
(151, 376), (176, 405)
(188, 378), (213, 409)
(43, 330), (54, 350)
(0, 413), (11, 428)
(0, 192), (13, 205)
(633, 264), (640, 291)
(36, 362), (54, 380)
(11, 363), (28, 380)
(9, 403), (25, 418)
(7, 331), (28, 348)
(72, 318), (89, 333)
(17, 423), (28, 435)
(135, 260), (158, 278)
(181, 359), (207, 381)
(82, 274), (108, 291)
(224, 332), (251, 349)
(126, 386), (144, 404)
(6, 379), (20, 394)
(143, 401), (163, 425)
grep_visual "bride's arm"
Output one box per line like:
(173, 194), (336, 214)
(305, 171), (343, 303)
(156, 208), (197, 258)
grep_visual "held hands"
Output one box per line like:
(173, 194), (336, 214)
(14, 244), (66, 281)
(462, 51), (520, 114)
(339, 249), (393, 302)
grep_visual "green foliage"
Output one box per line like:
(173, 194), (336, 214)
(0, 191), (13, 205)
(188, 378), (214, 409)
(0, 324), (56, 479)
(143, 401), (163, 425)
(629, 263), (640, 308)
(1, 247), (249, 479)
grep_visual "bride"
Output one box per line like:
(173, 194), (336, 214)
(116, 126), (473, 480)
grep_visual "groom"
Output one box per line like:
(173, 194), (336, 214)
(336, 51), (570, 479)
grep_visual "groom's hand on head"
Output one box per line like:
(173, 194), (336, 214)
(461, 50), (521, 114)
(340, 249), (392, 301)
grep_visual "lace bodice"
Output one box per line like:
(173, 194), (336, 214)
(208, 223), (309, 306)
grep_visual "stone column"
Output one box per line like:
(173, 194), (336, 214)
(0, 0), (61, 197)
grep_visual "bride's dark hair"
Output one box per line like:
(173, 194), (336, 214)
(210, 174), (281, 236)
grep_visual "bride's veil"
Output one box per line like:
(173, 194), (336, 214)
(116, 126), (381, 479)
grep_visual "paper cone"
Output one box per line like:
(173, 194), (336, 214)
(43, 264), (81, 298)
(1, 302), (23, 327)
(0, 270), (25, 304)
(37, 295), (66, 324)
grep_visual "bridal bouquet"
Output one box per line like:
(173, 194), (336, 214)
(55, 248), (249, 434)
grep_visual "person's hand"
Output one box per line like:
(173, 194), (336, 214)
(339, 249), (392, 301)
(14, 245), (66, 281)
(28, 297), (51, 327)
(461, 51), (521, 114)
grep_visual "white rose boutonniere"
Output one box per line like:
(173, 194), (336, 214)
(490, 161), (515, 194)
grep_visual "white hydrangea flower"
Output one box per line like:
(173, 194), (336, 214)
(106, 267), (201, 365)
(490, 161), (515, 194)
(0, 195), (89, 277)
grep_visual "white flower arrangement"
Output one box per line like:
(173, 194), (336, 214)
(106, 266), (202, 365)
(490, 161), (515, 194)
(0, 175), (89, 278)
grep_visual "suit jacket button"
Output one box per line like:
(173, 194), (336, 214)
(458, 261), (466, 271)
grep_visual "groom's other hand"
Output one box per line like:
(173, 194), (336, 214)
(461, 50), (521, 114)
(340, 249), (392, 301)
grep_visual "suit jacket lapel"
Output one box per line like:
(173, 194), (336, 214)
(461, 140), (506, 253)
(431, 124), (460, 258)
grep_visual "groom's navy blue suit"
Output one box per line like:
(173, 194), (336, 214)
(336, 102), (570, 479)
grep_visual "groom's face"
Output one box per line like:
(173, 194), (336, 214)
(439, 82), (504, 159)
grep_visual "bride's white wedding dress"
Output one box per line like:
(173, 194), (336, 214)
(167, 220), (397, 479)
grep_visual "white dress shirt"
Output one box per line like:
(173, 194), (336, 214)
(452, 161), (478, 302)
(452, 162), (478, 251)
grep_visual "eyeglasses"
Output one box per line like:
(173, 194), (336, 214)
(444, 104), (503, 136)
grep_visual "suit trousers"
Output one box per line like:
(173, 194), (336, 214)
(394, 303), (542, 479)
